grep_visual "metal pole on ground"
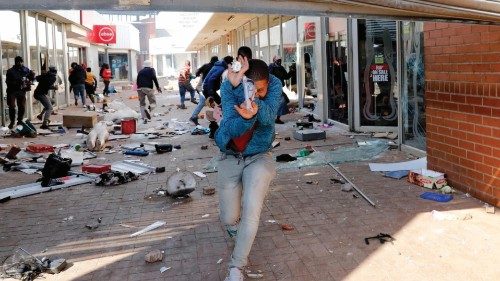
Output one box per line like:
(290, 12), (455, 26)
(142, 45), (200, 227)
(328, 163), (376, 207)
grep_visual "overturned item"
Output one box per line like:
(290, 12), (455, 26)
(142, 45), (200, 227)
(0, 175), (94, 202)
(276, 154), (297, 162)
(155, 144), (172, 154)
(41, 153), (72, 187)
(293, 129), (326, 141)
(144, 250), (163, 263)
(95, 171), (139, 186)
(166, 171), (197, 197)
(87, 122), (110, 151)
(408, 169), (447, 189)
(130, 221), (166, 237)
(12, 121), (37, 138)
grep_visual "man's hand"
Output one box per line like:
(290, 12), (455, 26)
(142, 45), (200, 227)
(234, 101), (258, 120)
(227, 56), (249, 88)
(157, 88), (162, 94)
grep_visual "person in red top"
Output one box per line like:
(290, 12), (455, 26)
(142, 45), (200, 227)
(99, 63), (112, 97)
(177, 60), (196, 109)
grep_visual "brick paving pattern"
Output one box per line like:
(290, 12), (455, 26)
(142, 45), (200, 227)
(1, 84), (498, 281)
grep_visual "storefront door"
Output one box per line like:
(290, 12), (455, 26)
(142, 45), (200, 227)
(297, 41), (318, 114)
(353, 19), (398, 132)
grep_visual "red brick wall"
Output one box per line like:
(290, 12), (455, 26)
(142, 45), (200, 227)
(424, 22), (500, 207)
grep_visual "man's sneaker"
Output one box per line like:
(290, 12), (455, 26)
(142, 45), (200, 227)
(179, 104), (187, 110)
(75, 100), (78, 106)
(224, 267), (244, 281)
(190, 98), (199, 104)
(144, 109), (151, 120)
(8, 122), (15, 130)
(189, 116), (200, 126)
(36, 114), (43, 121)
(227, 228), (238, 239)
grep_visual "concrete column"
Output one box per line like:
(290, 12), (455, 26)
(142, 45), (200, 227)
(128, 49), (132, 82)
(20, 10), (33, 120)
(0, 31), (4, 126)
(267, 15), (271, 61)
(62, 22), (70, 105)
(315, 17), (329, 123)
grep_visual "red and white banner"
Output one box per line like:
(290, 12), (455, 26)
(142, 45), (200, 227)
(304, 22), (316, 41)
(89, 25), (116, 44)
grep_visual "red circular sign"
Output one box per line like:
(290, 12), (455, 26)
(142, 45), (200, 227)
(98, 27), (115, 43)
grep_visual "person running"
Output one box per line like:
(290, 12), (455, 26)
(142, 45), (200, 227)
(202, 56), (233, 106)
(34, 66), (57, 129)
(268, 55), (291, 124)
(100, 63), (112, 96)
(136, 60), (162, 122)
(178, 60), (196, 109)
(69, 62), (87, 106)
(189, 56), (218, 125)
(5, 56), (35, 129)
(85, 67), (98, 104)
(215, 59), (282, 281)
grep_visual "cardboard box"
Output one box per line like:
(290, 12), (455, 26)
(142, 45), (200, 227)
(63, 112), (98, 128)
(408, 169), (447, 189)
(293, 129), (326, 141)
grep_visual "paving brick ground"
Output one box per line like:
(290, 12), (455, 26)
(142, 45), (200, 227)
(0, 84), (498, 281)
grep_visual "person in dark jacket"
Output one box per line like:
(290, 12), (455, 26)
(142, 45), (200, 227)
(202, 56), (233, 105)
(268, 55), (291, 124)
(189, 56), (218, 125)
(34, 67), (58, 129)
(69, 62), (87, 106)
(136, 60), (162, 121)
(6, 56), (35, 129)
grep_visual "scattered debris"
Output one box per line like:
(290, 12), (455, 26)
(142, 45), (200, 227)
(364, 233), (394, 245)
(166, 171), (196, 197)
(276, 154), (297, 162)
(284, 137), (291, 141)
(216, 258), (223, 264)
(174, 145), (181, 150)
(95, 171), (139, 186)
(341, 183), (353, 192)
(485, 204), (495, 214)
(420, 192), (453, 202)
(87, 122), (110, 151)
(193, 171), (207, 178)
(82, 164), (111, 174)
(160, 266), (171, 273)
(130, 221), (166, 237)
(63, 216), (74, 222)
(111, 160), (155, 175)
(408, 169), (447, 189)
(373, 132), (398, 140)
(26, 144), (54, 153)
(85, 217), (103, 230)
(144, 250), (163, 263)
(247, 273), (264, 279)
(203, 187), (216, 195)
(280, 224), (294, 231)
(369, 157), (427, 172)
(329, 164), (375, 207)
(201, 145), (208, 150)
(272, 141), (280, 148)
(384, 170), (409, 179)
(0, 248), (67, 280)
(293, 129), (326, 141)
(202, 214), (210, 218)
(266, 220), (276, 224)
(330, 178), (343, 184)
(155, 167), (166, 173)
(306, 181), (319, 185)
(431, 210), (472, 221)
(155, 144), (173, 154)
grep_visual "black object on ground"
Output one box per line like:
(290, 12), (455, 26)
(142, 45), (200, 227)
(41, 153), (72, 187)
(174, 145), (181, 149)
(155, 144), (172, 154)
(95, 171), (139, 186)
(306, 114), (321, 122)
(296, 122), (313, 129)
(364, 233), (394, 245)
(155, 167), (166, 173)
(284, 137), (291, 141)
(201, 145), (208, 150)
(276, 154), (297, 162)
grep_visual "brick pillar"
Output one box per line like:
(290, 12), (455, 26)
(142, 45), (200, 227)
(424, 22), (500, 206)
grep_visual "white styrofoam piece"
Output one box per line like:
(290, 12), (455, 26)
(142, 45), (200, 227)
(369, 157), (427, 172)
(0, 175), (94, 201)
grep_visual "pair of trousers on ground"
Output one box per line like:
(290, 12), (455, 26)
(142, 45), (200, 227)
(137, 87), (157, 119)
(7, 91), (27, 124)
(217, 151), (276, 269)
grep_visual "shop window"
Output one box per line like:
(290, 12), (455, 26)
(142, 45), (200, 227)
(109, 53), (129, 80)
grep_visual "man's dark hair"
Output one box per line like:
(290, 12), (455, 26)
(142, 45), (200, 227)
(71, 62), (78, 68)
(210, 56), (219, 64)
(86, 67), (91, 72)
(15, 56), (23, 64)
(246, 59), (269, 82)
(223, 56), (234, 65)
(237, 46), (252, 60)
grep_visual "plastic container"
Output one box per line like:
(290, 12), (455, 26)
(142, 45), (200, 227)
(82, 164), (111, 174)
(121, 118), (136, 134)
(420, 192), (453, 203)
(124, 148), (149, 156)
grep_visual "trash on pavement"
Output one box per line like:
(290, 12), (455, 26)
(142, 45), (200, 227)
(276, 154), (297, 162)
(202, 214), (210, 218)
(5, 146), (21, 160)
(104, 100), (140, 122)
(272, 141), (280, 148)
(420, 192), (453, 202)
(201, 145), (208, 150)
(373, 132), (398, 140)
(130, 221), (166, 237)
(247, 273), (264, 279)
(95, 171), (139, 186)
(203, 187), (216, 195)
(341, 183), (353, 192)
(191, 126), (210, 135)
(144, 250), (163, 263)
(280, 224), (294, 231)
(485, 204), (495, 214)
(82, 164), (112, 174)
(60, 149), (84, 166)
(124, 148), (149, 156)
(40, 153), (72, 187)
(26, 144), (54, 154)
(160, 266), (171, 273)
(216, 258), (223, 264)
(85, 217), (102, 230)
(431, 210), (472, 221)
(364, 233), (394, 245)
(369, 157), (427, 172)
(408, 169), (447, 189)
(0, 248), (67, 280)
(166, 171), (196, 197)
(111, 160), (155, 175)
(383, 170), (409, 179)
(155, 144), (172, 154)
(293, 129), (326, 141)
(87, 122), (110, 151)
(193, 171), (206, 178)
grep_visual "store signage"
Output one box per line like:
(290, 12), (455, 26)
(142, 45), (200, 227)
(304, 22), (316, 40)
(90, 25), (116, 44)
(370, 64), (389, 82)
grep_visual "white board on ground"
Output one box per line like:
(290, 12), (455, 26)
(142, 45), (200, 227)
(369, 157), (427, 172)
